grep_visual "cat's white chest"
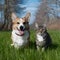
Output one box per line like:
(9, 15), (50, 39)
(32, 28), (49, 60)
(37, 34), (44, 41)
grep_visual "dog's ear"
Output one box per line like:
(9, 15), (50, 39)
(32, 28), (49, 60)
(23, 12), (31, 22)
(35, 23), (39, 29)
(11, 13), (17, 22)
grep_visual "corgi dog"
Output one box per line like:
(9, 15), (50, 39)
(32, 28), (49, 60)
(11, 12), (31, 48)
(35, 23), (52, 51)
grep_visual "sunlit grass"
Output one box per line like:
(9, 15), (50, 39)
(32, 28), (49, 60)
(0, 30), (60, 60)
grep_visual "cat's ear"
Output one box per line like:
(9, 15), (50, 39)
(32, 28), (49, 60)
(43, 24), (47, 30)
(43, 24), (46, 28)
(43, 24), (47, 32)
(35, 23), (39, 29)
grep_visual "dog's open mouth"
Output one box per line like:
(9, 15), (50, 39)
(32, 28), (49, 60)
(15, 30), (24, 36)
(16, 28), (25, 36)
(19, 30), (24, 36)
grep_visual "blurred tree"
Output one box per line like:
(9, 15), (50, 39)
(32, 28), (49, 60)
(33, 0), (60, 29)
(35, 0), (50, 25)
(1, 0), (20, 30)
(1, 0), (14, 30)
(0, 4), (4, 11)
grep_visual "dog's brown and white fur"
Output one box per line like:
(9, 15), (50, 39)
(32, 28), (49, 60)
(11, 12), (31, 48)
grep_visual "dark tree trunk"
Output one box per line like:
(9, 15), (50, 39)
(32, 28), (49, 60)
(2, 0), (13, 30)
(0, 0), (20, 30)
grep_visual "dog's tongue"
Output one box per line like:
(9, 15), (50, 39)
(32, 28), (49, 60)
(19, 31), (24, 36)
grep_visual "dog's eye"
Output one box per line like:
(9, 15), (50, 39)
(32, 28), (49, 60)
(17, 22), (20, 24)
(26, 22), (28, 24)
(23, 22), (26, 24)
(23, 22), (28, 25)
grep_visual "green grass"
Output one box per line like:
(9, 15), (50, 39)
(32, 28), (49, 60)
(0, 30), (60, 60)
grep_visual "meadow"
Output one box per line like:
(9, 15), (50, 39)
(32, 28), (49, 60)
(0, 30), (60, 60)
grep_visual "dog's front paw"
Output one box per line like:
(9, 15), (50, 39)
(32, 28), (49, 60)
(11, 44), (14, 46)
(36, 46), (40, 50)
(42, 47), (45, 52)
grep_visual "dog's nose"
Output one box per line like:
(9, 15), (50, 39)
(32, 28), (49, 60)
(20, 26), (24, 31)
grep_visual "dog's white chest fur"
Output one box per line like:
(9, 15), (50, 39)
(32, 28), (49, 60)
(37, 34), (44, 41)
(12, 30), (29, 48)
